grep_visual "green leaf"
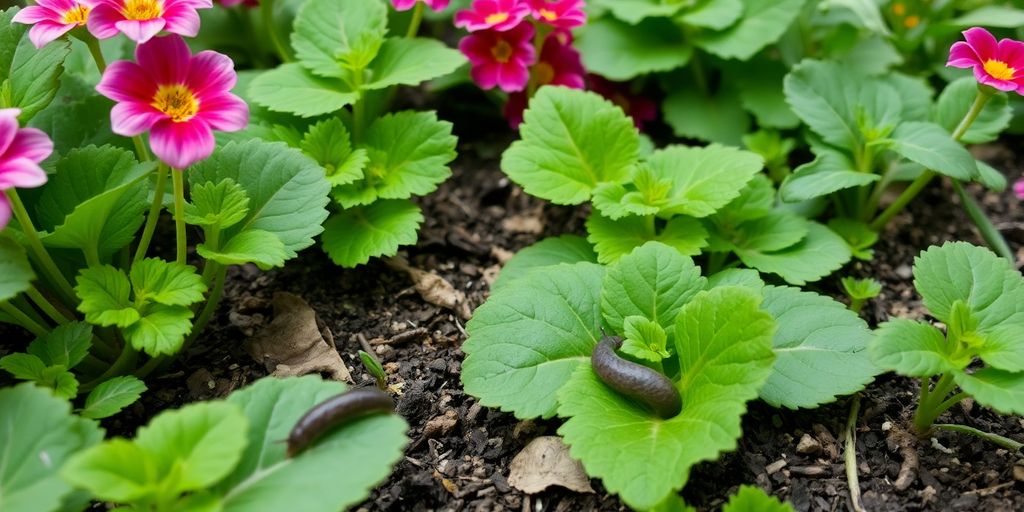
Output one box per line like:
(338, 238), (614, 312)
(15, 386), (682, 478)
(80, 376), (147, 419)
(935, 77), (1011, 145)
(364, 38), (465, 90)
(758, 286), (879, 409)
(40, 366), (78, 399)
(828, 217), (878, 260)
(882, 73), (932, 122)
(889, 121), (977, 181)
(708, 174), (776, 226)
(590, 0), (683, 23)
(954, 368), (1024, 416)
(975, 325), (1024, 373)
(321, 199), (423, 267)
(696, 0), (807, 60)
(576, 17), (692, 80)
(129, 259), (206, 307)
(621, 316), (670, 362)
(492, 235), (597, 293)
(30, 74), (124, 158)
(0, 233), (34, 302)
(819, 0), (890, 35)
(723, 486), (794, 512)
(248, 64), (358, 117)
(0, 353), (46, 381)
(291, 0), (387, 78)
(912, 242), (1024, 331)
(333, 111), (455, 207)
(679, 0), (744, 30)
(976, 160), (1007, 192)
(870, 319), (964, 376)
(183, 179), (250, 229)
(216, 376), (407, 512)
(841, 277), (882, 300)
(37, 145), (154, 255)
(62, 439), (158, 503)
(1, 382), (102, 512)
(502, 87), (639, 205)
(644, 145), (764, 218)
(600, 241), (706, 339)
(728, 213), (809, 253)
(299, 118), (366, 186)
(780, 148), (879, 202)
(587, 212), (709, 264)
(27, 321), (92, 368)
(463, 262), (605, 419)
(592, 181), (662, 220)
(663, 86), (751, 146)
(122, 304), (194, 356)
(189, 140), (331, 259)
(736, 222), (851, 285)
(197, 229), (288, 270)
(135, 401), (249, 493)
(75, 265), (139, 328)
(733, 60), (800, 129)
(0, 9), (72, 121)
(707, 268), (765, 291)
(557, 287), (775, 510)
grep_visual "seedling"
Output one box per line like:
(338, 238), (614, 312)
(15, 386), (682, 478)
(841, 277), (883, 314)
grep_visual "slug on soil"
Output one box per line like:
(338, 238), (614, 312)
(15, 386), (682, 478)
(287, 388), (396, 457)
(591, 336), (682, 419)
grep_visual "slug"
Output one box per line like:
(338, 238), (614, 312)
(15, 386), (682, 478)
(591, 336), (682, 419)
(287, 388), (396, 457)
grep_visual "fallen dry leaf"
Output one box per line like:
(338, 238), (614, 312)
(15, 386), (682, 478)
(245, 292), (353, 383)
(387, 255), (470, 319)
(507, 436), (593, 494)
(501, 212), (544, 234)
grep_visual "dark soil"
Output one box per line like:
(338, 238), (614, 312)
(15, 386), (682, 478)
(5, 131), (1024, 510)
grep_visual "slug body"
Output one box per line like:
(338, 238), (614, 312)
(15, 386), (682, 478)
(591, 336), (683, 419)
(287, 388), (396, 457)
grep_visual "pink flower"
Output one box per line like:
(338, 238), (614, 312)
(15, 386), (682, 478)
(455, 0), (530, 32)
(392, 0), (449, 11)
(588, 74), (658, 130)
(504, 33), (585, 128)
(1014, 178), (1024, 200)
(87, 0), (213, 44)
(948, 27), (1024, 94)
(96, 35), (248, 170)
(459, 22), (535, 92)
(12, 0), (94, 49)
(0, 109), (52, 230)
(526, 0), (585, 29)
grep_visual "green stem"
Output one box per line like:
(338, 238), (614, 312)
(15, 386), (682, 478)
(88, 335), (119, 361)
(26, 285), (71, 325)
(172, 169), (187, 264)
(84, 36), (106, 73)
(134, 163), (169, 264)
(83, 243), (101, 268)
(934, 423), (1024, 452)
(849, 298), (865, 314)
(200, 228), (220, 285)
(0, 301), (48, 337)
(844, 395), (866, 512)
(951, 180), (1014, 261)
(80, 344), (138, 393)
(6, 190), (77, 304)
(132, 135), (151, 162)
(405, 1), (425, 38)
(261, 0), (293, 63)
(914, 373), (960, 435)
(951, 88), (994, 141)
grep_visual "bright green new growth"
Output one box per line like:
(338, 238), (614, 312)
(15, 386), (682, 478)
(870, 242), (1024, 435)
(841, 276), (882, 313)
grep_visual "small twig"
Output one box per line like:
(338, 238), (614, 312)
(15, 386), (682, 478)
(844, 395), (867, 512)
(356, 332), (376, 355)
(375, 327), (430, 346)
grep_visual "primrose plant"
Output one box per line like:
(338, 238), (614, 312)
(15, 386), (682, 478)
(464, 241), (878, 509)
(504, 85), (853, 285)
(247, 0), (464, 267)
(871, 242), (1024, 446)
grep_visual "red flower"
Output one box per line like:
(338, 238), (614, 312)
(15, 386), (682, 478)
(526, 0), (585, 29)
(459, 22), (536, 92)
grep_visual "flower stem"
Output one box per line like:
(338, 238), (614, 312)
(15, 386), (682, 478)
(934, 423), (1024, 452)
(134, 163), (169, 264)
(6, 190), (77, 305)
(261, 0), (293, 63)
(80, 344), (138, 392)
(83, 36), (107, 73)
(405, 2), (425, 38)
(0, 301), (48, 337)
(132, 135), (151, 162)
(951, 179), (1014, 261)
(26, 285), (71, 325)
(172, 169), (187, 264)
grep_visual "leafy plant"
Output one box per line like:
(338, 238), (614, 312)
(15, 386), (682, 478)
(841, 276), (882, 314)
(246, 0), (463, 267)
(870, 242), (1024, 442)
(463, 241), (877, 508)
(61, 376), (408, 512)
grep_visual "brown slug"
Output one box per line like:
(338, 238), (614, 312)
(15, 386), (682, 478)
(287, 388), (396, 457)
(591, 336), (682, 419)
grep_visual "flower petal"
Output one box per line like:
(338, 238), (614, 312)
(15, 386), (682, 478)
(27, 22), (75, 49)
(963, 27), (998, 61)
(8, 128), (54, 164)
(0, 194), (11, 230)
(997, 38), (1024, 71)
(197, 94), (248, 132)
(86, 3), (125, 39)
(161, 4), (202, 37)
(96, 61), (158, 103)
(110, 102), (166, 136)
(115, 18), (166, 44)
(136, 34), (192, 85)
(0, 110), (21, 157)
(947, 41), (981, 68)
(0, 157), (49, 190)
(188, 51), (237, 97)
(12, 5), (60, 24)
(150, 119), (215, 169)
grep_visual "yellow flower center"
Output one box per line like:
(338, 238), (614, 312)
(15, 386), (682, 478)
(539, 8), (557, 21)
(891, 2), (905, 15)
(984, 59), (1016, 81)
(533, 62), (554, 85)
(62, 4), (90, 25)
(484, 12), (509, 25)
(903, 14), (919, 28)
(491, 40), (513, 63)
(122, 0), (163, 20)
(152, 84), (199, 123)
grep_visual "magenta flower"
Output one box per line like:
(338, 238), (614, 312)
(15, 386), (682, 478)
(526, 0), (585, 29)
(455, 0), (530, 32)
(1014, 178), (1024, 200)
(533, 31), (585, 89)
(96, 35), (248, 170)
(0, 109), (52, 230)
(392, 0), (449, 11)
(87, 0), (213, 44)
(460, 22), (536, 92)
(948, 27), (1024, 94)
(12, 0), (94, 49)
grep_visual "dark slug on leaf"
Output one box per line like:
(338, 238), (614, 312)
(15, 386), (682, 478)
(287, 387), (396, 457)
(591, 336), (683, 419)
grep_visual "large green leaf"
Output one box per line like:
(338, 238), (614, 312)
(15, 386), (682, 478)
(291, 0), (388, 78)
(870, 319), (964, 376)
(492, 235), (597, 293)
(934, 77), (1011, 145)
(122, 304), (194, 356)
(590, 0), (684, 23)
(26, 321), (92, 369)
(74, 265), (139, 328)
(364, 38), (465, 90)
(80, 376), (147, 420)
(463, 262), (605, 419)
(735, 222), (851, 285)
(129, 259), (206, 307)
(587, 212), (709, 264)
(954, 368), (1024, 416)
(0, 8), (71, 121)
(321, 199), (423, 267)
(248, 65), (358, 118)
(663, 86), (751, 145)
(889, 122), (977, 181)
(780, 147), (878, 202)
(0, 383), (102, 512)
(576, 17), (692, 80)
(557, 287), (775, 510)
(502, 87), (639, 205)
(646, 145), (764, 218)
(696, 0), (807, 60)
(0, 233), (33, 302)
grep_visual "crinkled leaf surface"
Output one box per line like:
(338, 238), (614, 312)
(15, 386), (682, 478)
(129, 259), (206, 307)
(26, 321), (92, 368)
(646, 145), (764, 218)
(492, 235), (597, 293)
(183, 179), (250, 230)
(735, 223), (851, 285)
(870, 319), (964, 376)
(291, 0), (387, 78)
(299, 118), (366, 186)
(0, 233), (33, 302)
(0, 8), (71, 121)
(248, 65), (358, 118)
(75, 265), (138, 328)
(80, 376), (147, 420)
(587, 212), (708, 264)
(122, 304), (193, 356)
(321, 199), (423, 268)
(576, 17), (692, 80)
